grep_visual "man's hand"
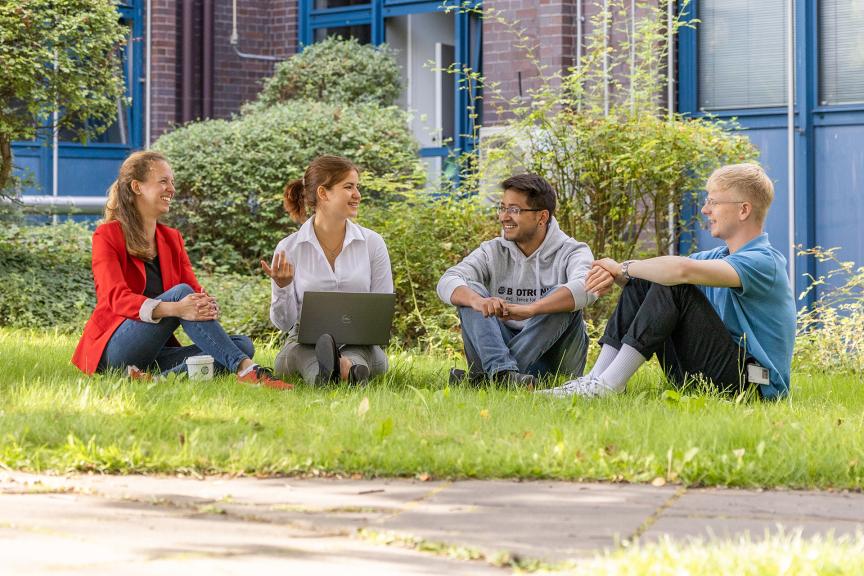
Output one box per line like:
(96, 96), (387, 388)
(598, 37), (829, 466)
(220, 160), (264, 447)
(502, 303), (536, 321)
(585, 265), (616, 296)
(472, 296), (508, 318)
(592, 258), (628, 287)
(261, 251), (295, 288)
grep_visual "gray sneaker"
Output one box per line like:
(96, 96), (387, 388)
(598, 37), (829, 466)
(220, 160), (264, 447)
(493, 370), (536, 388)
(537, 375), (619, 398)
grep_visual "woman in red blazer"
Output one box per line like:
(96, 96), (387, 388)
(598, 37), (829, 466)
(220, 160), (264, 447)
(73, 151), (290, 389)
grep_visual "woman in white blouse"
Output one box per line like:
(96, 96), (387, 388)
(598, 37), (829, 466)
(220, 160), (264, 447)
(262, 155), (393, 385)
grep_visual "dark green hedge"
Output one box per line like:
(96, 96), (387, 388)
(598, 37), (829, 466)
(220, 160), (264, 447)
(0, 224), (94, 330)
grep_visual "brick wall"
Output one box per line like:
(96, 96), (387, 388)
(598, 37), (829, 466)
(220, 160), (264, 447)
(150, 0), (179, 140)
(212, 0), (297, 119)
(148, 0), (298, 140)
(482, 0), (667, 126)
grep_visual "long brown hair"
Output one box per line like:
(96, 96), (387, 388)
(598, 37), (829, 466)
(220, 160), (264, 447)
(283, 155), (359, 223)
(104, 150), (168, 260)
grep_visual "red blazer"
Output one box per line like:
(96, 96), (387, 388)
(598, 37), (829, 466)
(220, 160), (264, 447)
(72, 220), (202, 374)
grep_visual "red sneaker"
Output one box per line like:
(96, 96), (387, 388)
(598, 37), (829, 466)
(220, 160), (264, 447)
(237, 365), (293, 390)
(126, 365), (153, 381)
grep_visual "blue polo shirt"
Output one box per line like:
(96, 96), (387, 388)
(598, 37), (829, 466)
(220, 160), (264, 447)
(689, 234), (796, 399)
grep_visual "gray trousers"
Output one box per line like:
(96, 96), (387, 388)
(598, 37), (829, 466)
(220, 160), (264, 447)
(274, 334), (389, 385)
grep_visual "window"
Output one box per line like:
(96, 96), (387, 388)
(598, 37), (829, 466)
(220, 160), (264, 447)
(698, 0), (789, 110)
(315, 0), (367, 8)
(819, 0), (864, 106)
(314, 24), (371, 44)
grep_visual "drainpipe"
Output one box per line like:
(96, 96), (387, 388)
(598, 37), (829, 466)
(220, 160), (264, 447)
(630, 0), (635, 112)
(786, 0), (796, 285)
(576, 0), (582, 70)
(145, 0), (151, 146)
(667, 0), (675, 254)
(576, 0), (582, 111)
(52, 95), (59, 225)
(203, 0), (213, 118)
(181, 0), (194, 122)
(602, 0), (609, 117)
(230, 0), (280, 61)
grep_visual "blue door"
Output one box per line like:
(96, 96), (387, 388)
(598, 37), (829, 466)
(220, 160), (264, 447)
(11, 1), (144, 209)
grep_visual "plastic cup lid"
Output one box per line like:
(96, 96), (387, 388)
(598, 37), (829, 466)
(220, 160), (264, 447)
(186, 355), (214, 365)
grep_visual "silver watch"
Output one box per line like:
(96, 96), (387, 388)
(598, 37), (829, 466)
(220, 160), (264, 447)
(621, 260), (636, 281)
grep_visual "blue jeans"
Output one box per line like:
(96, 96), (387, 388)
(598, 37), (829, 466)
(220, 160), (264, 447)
(457, 282), (588, 378)
(97, 283), (254, 376)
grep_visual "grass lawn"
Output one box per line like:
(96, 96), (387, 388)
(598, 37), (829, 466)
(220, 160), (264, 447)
(1, 328), (862, 489)
(568, 532), (864, 575)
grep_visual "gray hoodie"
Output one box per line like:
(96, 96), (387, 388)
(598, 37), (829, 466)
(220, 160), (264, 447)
(436, 218), (597, 329)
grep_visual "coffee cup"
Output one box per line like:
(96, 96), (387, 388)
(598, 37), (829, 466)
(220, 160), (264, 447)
(186, 355), (214, 380)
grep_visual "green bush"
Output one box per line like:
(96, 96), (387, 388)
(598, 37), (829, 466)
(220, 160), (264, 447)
(0, 223), (95, 331)
(0, 223), (276, 341)
(253, 36), (402, 109)
(794, 247), (863, 374)
(360, 193), (499, 353)
(154, 101), (425, 270)
(197, 272), (276, 343)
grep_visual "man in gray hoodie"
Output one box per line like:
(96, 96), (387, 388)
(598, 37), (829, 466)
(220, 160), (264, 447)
(436, 174), (603, 386)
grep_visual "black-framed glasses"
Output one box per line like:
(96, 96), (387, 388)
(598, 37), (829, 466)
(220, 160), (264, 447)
(497, 205), (544, 216)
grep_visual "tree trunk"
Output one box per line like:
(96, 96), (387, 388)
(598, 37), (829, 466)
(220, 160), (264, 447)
(0, 135), (12, 197)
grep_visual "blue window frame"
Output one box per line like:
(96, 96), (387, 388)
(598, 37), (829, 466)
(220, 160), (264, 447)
(678, 0), (864, 305)
(11, 0), (144, 203)
(298, 0), (482, 167)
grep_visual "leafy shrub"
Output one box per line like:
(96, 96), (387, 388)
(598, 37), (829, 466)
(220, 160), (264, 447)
(794, 247), (863, 374)
(253, 36), (402, 109)
(154, 101), (425, 270)
(197, 272), (276, 343)
(360, 193), (499, 353)
(0, 223), (275, 342)
(480, 112), (756, 264)
(0, 223), (95, 331)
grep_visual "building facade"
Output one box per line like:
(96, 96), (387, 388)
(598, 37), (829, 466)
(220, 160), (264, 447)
(12, 0), (863, 298)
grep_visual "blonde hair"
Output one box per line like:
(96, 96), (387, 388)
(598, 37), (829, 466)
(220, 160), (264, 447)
(707, 163), (774, 225)
(283, 155), (359, 223)
(104, 151), (169, 260)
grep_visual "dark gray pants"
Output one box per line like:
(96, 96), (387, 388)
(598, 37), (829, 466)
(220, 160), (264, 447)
(600, 279), (750, 393)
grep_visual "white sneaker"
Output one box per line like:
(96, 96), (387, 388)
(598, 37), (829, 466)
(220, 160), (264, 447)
(537, 375), (619, 398)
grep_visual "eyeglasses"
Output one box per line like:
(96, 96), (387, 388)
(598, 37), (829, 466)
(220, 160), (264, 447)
(497, 205), (544, 216)
(703, 197), (747, 208)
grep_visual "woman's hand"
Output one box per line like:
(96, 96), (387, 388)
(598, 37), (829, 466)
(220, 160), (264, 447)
(175, 292), (219, 321)
(261, 251), (294, 288)
(200, 291), (220, 319)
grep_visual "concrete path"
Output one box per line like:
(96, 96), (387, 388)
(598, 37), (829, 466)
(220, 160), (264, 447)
(2, 471), (862, 574)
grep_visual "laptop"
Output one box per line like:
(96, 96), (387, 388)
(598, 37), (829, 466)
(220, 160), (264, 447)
(297, 292), (396, 346)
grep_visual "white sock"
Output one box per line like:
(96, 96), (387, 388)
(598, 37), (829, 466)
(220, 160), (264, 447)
(588, 344), (619, 379)
(598, 344), (647, 392)
(237, 363), (257, 377)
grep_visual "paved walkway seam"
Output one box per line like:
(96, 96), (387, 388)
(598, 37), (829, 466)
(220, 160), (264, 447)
(624, 485), (688, 546)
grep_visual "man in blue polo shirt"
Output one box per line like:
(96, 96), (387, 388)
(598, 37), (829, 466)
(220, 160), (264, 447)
(542, 163), (796, 399)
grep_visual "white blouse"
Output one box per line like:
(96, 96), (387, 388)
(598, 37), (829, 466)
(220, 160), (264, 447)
(269, 218), (394, 332)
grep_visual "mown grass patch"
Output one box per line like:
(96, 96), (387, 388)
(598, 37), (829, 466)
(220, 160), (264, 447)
(572, 531), (864, 575)
(1, 328), (862, 488)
